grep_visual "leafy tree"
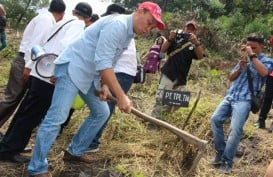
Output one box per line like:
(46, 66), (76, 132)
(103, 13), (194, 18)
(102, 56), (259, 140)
(221, 0), (235, 15)
(1, 0), (49, 30)
(244, 17), (271, 39)
(215, 11), (249, 38)
(207, 0), (225, 19)
(227, 0), (273, 16)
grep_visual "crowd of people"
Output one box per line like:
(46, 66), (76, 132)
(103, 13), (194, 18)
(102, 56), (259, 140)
(0, 1), (273, 177)
(0, 1), (165, 177)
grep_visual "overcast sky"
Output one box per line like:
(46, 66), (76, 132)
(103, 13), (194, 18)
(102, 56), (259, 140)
(62, 0), (112, 18)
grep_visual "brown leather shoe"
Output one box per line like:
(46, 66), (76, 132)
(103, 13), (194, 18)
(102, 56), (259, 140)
(63, 150), (95, 163)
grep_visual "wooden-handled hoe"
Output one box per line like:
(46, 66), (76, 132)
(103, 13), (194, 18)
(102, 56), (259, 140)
(97, 91), (208, 175)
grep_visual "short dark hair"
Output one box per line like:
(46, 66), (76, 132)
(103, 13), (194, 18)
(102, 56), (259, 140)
(247, 33), (265, 45)
(90, 14), (99, 22)
(49, 0), (66, 13)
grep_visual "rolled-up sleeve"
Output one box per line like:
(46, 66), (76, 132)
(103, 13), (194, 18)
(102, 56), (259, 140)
(94, 21), (127, 71)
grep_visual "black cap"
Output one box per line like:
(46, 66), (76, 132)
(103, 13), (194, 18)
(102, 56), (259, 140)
(74, 2), (92, 18)
(101, 4), (125, 17)
(90, 14), (99, 22)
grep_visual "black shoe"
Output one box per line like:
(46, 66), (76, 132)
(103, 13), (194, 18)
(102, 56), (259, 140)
(0, 153), (30, 163)
(210, 153), (222, 165)
(254, 119), (265, 129)
(218, 161), (232, 174)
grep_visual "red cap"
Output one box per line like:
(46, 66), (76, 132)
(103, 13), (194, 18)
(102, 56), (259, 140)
(185, 20), (197, 30)
(138, 1), (165, 30)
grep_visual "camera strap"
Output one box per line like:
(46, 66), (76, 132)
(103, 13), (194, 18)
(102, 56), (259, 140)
(246, 65), (261, 97)
(167, 41), (191, 59)
(45, 19), (75, 43)
(246, 65), (255, 97)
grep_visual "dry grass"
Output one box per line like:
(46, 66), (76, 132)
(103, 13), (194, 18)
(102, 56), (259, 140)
(1, 80), (272, 177)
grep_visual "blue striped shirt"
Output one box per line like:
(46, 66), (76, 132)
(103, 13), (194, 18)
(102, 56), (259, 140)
(226, 53), (273, 101)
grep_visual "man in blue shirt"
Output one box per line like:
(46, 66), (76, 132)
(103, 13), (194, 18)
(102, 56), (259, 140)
(28, 2), (165, 177)
(210, 33), (273, 174)
(87, 3), (137, 153)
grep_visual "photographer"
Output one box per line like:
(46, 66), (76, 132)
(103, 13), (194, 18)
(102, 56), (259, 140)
(151, 21), (203, 120)
(210, 33), (272, 174)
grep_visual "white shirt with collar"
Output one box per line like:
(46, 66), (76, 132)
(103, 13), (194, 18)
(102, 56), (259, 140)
(30, 17), (85, 84)
(20, 11), (56, 68)
(114, 39), (137, 76)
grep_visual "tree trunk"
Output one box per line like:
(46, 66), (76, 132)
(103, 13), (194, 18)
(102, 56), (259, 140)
(16, 0), (31, 28)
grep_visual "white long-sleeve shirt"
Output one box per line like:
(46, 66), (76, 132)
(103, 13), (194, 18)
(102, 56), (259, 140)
(20, 11), (56, 68)
(30, 17), (85, 84)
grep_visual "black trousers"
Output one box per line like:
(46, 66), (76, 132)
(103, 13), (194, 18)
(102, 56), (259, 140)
(259, 75), (273, 120)
(0, 76), (54, 155)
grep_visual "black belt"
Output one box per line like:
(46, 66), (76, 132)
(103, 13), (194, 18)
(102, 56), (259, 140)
(18, 52), (25, 57)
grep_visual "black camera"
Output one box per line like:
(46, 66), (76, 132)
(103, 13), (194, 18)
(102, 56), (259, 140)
(175, 29), (191, 44)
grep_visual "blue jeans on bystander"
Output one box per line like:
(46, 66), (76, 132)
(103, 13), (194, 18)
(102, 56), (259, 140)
(210, 96), (251, 166)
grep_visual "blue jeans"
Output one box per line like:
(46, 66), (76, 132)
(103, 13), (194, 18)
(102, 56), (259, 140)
(89, 72), (134, 148)
(0, 31), (7, 51)
(28, 63), (110, 175)
(210, 96), (251, 166)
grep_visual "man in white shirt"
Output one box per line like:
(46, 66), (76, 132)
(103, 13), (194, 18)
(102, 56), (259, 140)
(0, 2), (91, 164)
(0, 0), (66, 131)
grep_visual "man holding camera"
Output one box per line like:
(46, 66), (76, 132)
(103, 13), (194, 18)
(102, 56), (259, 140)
(210, 33), (273, 174)
(151, 20), (204, 119)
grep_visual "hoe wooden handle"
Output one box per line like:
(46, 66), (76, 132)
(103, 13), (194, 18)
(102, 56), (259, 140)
(100, 92), (208, 149)
(130, 107), (208, 149)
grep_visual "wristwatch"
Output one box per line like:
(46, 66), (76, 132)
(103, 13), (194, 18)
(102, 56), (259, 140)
(249, 54), (258, 60)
